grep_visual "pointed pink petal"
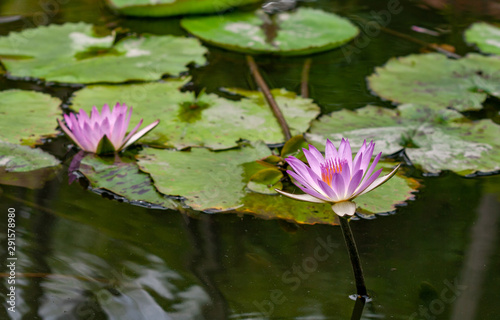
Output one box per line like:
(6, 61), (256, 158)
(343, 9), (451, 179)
(121, 119), (160, 150)
(57, 118), (85, 150)
(101, 104), (111, 120)
(288, 170), (315, 190)
(109, 113), (125, 148)
(353, 168), (383, 197)
(359, 152), (382, 186)
(317, 179), (339, 201)
(346, 169), (363, 198)
(359, 142), (375, 173)
(340, 162), (351, 192)
(307, 144), (325, 164)
(121, 119), (143, 148)
(325, 139), (338, 161)
(356, 164), (400, 197)
(352, 140), (367, 173)
(332, 173), (346, 200)
(303, 148), (322, 176)
(341, 138), (353, 174)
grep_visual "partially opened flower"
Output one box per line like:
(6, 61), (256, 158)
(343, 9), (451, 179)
(276, 138), (400, 217)
(58, 103), (159, 154)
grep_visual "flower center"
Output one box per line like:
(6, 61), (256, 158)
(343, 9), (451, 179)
(320, 158), (345, 186)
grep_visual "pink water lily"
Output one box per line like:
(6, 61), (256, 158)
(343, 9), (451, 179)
(58, 103), (159, 154)
(276, 138), (400, 217)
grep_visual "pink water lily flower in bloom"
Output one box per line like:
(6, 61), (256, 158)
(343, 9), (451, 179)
(57, 103), (159, 154)
(276, 138), (400, 217)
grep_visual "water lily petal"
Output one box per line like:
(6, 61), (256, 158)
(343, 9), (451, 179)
(57, 118), (85, 150)
(307, 144), (325, 164)
(325, 139), (338, 161)
(356, 164), (401, 197)
(352, 140), (367, 173)
(109, 112), (125, 148)
(275, 189), (327, 203)
(101, 103), (111, 120)
(359, 151), (381, 186)
(287, 157), (315, 184)
(331, 201), (356, 216)
(288, 170), (315, 190)
(340, 138), (352, 173)
(340, 161), (351, 192)
(359, 141), (375, 173)
(317, 179), (339, 201)
(303, 148), (322, 176)
(331, 172), (346, 199)
(121, 118), (143, 147)
(122, 119), (159, 150)
(353, 168), (382, 197)
(346, 169), (363, 198)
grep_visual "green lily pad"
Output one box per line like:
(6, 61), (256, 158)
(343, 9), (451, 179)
(0, 22), (207, 83)
(367, 53), (500, 111)
(465, 22), (500, 55)
(307, 104), (500, 175)
(71, 78), (320, 150)
(0, 90), (61, 146)
(76, 153), (178, 209)
(181, 7), (359, 56)
(137, 142), (271, 211)
(247, 168), (283, 194)
(105, 0), (260, 17)
(0, 141), (60, 172)
(354, 162), (419, 215)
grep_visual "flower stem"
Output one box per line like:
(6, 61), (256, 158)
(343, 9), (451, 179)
(246, 55), (292, 141)
(339, 216), (368, 298)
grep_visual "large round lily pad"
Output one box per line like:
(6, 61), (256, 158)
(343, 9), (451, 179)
(70, 78), (320, 150)
(75, 153), (178, 210)
(137, 142), (272, 211)
(0, 141), (60, 172)
(181, 7), (359, 56)
(307, 104), (500, 175)
(0, 90), (61, 146)
(105, 0), (260, 17)
(0, 22), (207, 83)
(367, 53), (500, 111)
(465, 22), (500, 55)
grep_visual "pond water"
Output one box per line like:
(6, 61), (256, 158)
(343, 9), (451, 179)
(1, 0), (500, 319)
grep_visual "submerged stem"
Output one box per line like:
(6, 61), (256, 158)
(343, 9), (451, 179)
(339, 216), (368, 298)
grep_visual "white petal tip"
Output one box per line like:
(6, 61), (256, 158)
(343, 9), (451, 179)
(332, 201), (357, 217)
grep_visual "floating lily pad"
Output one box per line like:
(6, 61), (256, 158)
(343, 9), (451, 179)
(354, 162), (419, 214)
(137, 142), (271, 211)
(76, 153), (178, 209)
(367, 53), (500, 111)
(0, 141), (60, 172)
(71, 78), (320, 150)
(0, 90), (61, 146)
(181, 7), (359, 56)
(247, 168), (283, 195)
(307, 104), (500, 175)
(0, 22), (207, 83)
(105, 0), (260, 17)
(465, 22), (500, 55)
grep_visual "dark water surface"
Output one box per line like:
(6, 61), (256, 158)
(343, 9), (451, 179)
(1, 0), (500, 319)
